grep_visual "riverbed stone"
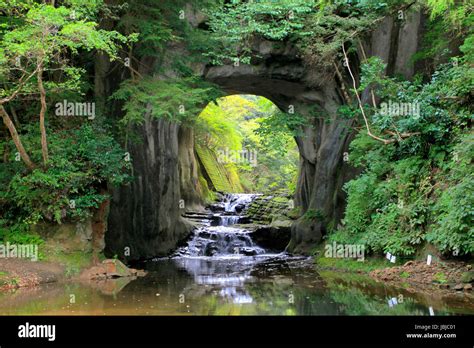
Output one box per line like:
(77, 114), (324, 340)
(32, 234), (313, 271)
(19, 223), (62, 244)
(80, 259), (146, 280)
(251, 224), (291, 251)
(461, 271), (474, 283)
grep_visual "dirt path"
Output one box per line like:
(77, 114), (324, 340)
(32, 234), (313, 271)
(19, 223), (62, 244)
(370, 260), (473, 294)
(0, 258), (65, 290)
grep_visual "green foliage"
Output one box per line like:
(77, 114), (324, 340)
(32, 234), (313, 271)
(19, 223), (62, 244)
(255, 107), (307, 155)
(1, 124), (131, 225)
(400, 271), (410, 279)
(0, 219), (43, 245)
(195, 95), (251, 151)
(196, 95), (299, 193)
(433, 272), (447, 284)
(317, 254), (391, 272)
(116, 0), (175, 58)
(304, 209), (325, 221)
(112, 77), (221, 131)
(114, 0), (221, 69)
(330, 58), (473, 256)
(204, 0), (406, 72)
(0, 1), (129, 101)
(205, 0), (316, 65)
(426, 134), (474, 255)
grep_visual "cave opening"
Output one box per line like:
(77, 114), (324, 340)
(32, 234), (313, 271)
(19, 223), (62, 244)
(195, 94), (299, 195)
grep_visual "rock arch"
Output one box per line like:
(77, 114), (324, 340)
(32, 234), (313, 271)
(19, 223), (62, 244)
(106, 9), (424, 259)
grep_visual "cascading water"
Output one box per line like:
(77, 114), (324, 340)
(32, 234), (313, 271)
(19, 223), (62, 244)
(177, 226), (265, 257)
(175, 193), (264, 257)
(169, 193), (270, 304)
(218, 215), (240, 226)
(223, 193), (259, 213)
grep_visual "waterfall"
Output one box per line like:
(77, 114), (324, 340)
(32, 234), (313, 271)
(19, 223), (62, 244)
(223, 193), (259, 212)
(176, 193), (264, 257)
(219, 215), (240, 226)
(176, 226), (265, 257)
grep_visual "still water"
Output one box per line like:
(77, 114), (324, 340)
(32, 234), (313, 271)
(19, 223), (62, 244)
(0, 252), (473, 316)
(0, 194), (472, 316)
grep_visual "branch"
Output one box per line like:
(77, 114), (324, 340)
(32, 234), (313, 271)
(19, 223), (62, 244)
(0, 105), (36, 169)
(0, 67), (39, 105)
(333, 62), (352, 104)
(384, 130), (421, 139)
(357, 38), (377, 109)
(341, 43), (393, 145)
(37, 61), (49, 165)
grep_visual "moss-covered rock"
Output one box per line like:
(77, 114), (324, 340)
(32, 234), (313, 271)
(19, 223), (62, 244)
(196, 144), (243, 193)
(32, 221), (93, 253)
(461, 271), (474, 284)
(244, 192), (295, 224)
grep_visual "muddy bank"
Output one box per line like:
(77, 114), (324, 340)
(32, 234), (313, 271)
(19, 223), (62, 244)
(370, 260), (473, 293)
(315, 255), (474, 298)
(0, 258), (145, 291)
(0, 259), (65, 290)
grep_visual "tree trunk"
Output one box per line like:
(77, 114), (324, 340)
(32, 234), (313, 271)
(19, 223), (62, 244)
(0, 105), (35, 170)
(10, 106), (20, 129)
(37, 66), (49, 165)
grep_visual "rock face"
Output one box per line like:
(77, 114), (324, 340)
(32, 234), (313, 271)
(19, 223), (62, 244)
(251, 221), (292, 252)
(105, 113), (194, 261)
(32, 221), (93, 253)
(245, 193), (294, 224)
(178, 126), (204, 211)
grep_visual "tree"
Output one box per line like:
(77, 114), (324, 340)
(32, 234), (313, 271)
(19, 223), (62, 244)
(0, 1), (128, 168)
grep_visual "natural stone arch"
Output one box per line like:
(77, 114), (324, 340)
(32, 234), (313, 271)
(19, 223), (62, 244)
(202, 43), (355, 254)
(106, 10), (425, 259)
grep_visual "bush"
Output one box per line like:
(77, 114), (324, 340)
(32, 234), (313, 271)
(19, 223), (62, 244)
(1, 124), (131, 225)
(330, 61), (473, 257)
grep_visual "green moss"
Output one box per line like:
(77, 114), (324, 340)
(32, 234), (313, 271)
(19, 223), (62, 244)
(198, 173), (216, 203)
(196, 144), (242, 193)
(433, 272), (448, 284)
(272, 196), (289, 204)
(303, 209), (324, 221)
(45, 250), (95, 277)
(400, 271), (410, 279)
(314, 245), (393, 273)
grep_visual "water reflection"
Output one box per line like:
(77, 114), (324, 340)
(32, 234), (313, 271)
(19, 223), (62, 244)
(158, 254), (288, 305)
(0, 255), (473, 315)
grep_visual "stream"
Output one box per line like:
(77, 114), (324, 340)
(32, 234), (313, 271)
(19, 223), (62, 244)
(0, 194), (473, 316)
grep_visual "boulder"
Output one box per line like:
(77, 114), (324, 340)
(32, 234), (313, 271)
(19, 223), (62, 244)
(80, 259), (146, 280)
(461, 271), (474, 283)
(251, 221), (291, 251)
